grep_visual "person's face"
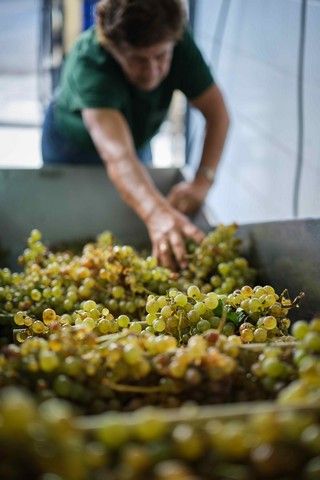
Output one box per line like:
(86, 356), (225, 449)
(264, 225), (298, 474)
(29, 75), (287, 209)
(110, 40), (175, 91)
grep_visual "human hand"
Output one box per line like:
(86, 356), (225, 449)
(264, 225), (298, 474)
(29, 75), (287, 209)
(145, 204), (204, 270)
(167, 179), (211, 214)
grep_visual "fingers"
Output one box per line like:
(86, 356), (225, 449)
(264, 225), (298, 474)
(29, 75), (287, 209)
(154, 227), (196, 270)
(149, 204), (204, 270)
(156, 239), (177, 271)
(181, 221), (205, 244)
(168, 230), (187, 269)
(153, 231), (187, 271)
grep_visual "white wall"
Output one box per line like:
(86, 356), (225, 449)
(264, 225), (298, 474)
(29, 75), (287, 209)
(188, 0), (320, 223)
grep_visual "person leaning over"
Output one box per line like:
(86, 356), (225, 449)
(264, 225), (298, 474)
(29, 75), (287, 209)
(41, 0), (230, 270)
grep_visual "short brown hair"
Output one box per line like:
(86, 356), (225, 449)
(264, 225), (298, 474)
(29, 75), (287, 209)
(96, 0), (187, 49)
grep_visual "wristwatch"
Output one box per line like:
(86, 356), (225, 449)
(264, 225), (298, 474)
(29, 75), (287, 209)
(198, 166), (215, 183)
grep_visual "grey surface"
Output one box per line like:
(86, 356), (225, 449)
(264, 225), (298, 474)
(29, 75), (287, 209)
(189, 0), (320, 223)
(238, 218), (320, 320)
(0, 166), (209, 268)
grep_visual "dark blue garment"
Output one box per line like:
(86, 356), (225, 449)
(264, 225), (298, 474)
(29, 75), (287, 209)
(41, 101), (153, 165)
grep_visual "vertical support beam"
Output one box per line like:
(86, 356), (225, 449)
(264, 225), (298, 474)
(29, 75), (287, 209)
(63, 0), (82, 53)
(185, 0), (198, 164)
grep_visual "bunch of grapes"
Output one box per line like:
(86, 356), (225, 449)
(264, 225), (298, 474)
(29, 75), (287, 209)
(278, 317), (320, 406)
(0, 225), (257, 330)
(85, 403), (320, 480)
(225, 284), (303, 343)
(144, 286), (222, 341)
(0, 387), (92, 480)
(12, 301), (144, 342)
(181, 223), (256, 293)
(1, 226), (320, 480)
(243, 317), (320, 404)
(0, 229), (173, 319)
(0, 322), (241, 412)
(1, 386), (320, 480)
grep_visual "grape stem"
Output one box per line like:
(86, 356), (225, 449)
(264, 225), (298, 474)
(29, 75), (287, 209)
(76, 401), (317, 431)
(218, 306), (227, 333)
(97, 324), (147, 344)
(102, 377), (166, 394)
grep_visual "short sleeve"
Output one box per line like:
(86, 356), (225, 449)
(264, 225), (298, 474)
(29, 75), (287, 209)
(60, 44), (127, 111)
(173, 29), (215, 100)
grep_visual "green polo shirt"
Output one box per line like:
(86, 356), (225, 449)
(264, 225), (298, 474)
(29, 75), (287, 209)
(54, 27), (214, 151)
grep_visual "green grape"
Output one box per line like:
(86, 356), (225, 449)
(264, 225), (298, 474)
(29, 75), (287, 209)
(30, 289), (41, 301)
(146, 313), (156, 325)
(161, 305), (172, 318)
(263, 316), (277, 330)
(310, 318), (320, 333)
(187, 309), (200, 324)
(194, 302), (206, 316)
(248, 298), (261, 313)
(123, 345), (142, 365)
(83, 317), (96, 330)
(112, 286), (125, 299)
(42, 308), (57, 325)
(14, 311), (26, 326)
(240, 328), (254, 343)
(222, 322), (235, 336)
(241, 285), (253, 296)
(172, 423), (203, 460)
(187, 285), (202, 300)
(204, 292), (219, 310)
(157, 296), (167, 309)
(117, 315), (130, 328)
(129, 322), (142, 334)
(153, 319), (166, 332)
(53, 374), (73, 397)
(174, 293), (188, 307)
(89, 308), (100, 320)
(98, 420), (129, 448)
(292, 321), (310, 340)
(97, 318), (112, 333)
(31, 320), (46, 334)
(303, 332), (320, 353)
(197, 319), (210, 333)
(168, 288), (178, 298)
(254, 327), (268, 343)
(39, 350), (59, 372)
(64, 356), (83, 377)
(146, 300), (160, 315)
(82, 300), (97, 312)
(262, 358), (287, 378)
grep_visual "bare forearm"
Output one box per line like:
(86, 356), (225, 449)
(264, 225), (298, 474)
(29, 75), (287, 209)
(105, 152), (166, 222)
(83, 109), (166, 222)
(194, 113), (229, 185)
(83, 108), (204, 269)
(167, 105), (229, 215)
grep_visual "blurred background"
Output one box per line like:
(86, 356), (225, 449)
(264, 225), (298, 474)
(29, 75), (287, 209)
(0, 0), (319, 223)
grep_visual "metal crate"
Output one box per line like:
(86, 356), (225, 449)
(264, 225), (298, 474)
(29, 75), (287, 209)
(0, 166), (319, 319)
(0, 166), (208, 266)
